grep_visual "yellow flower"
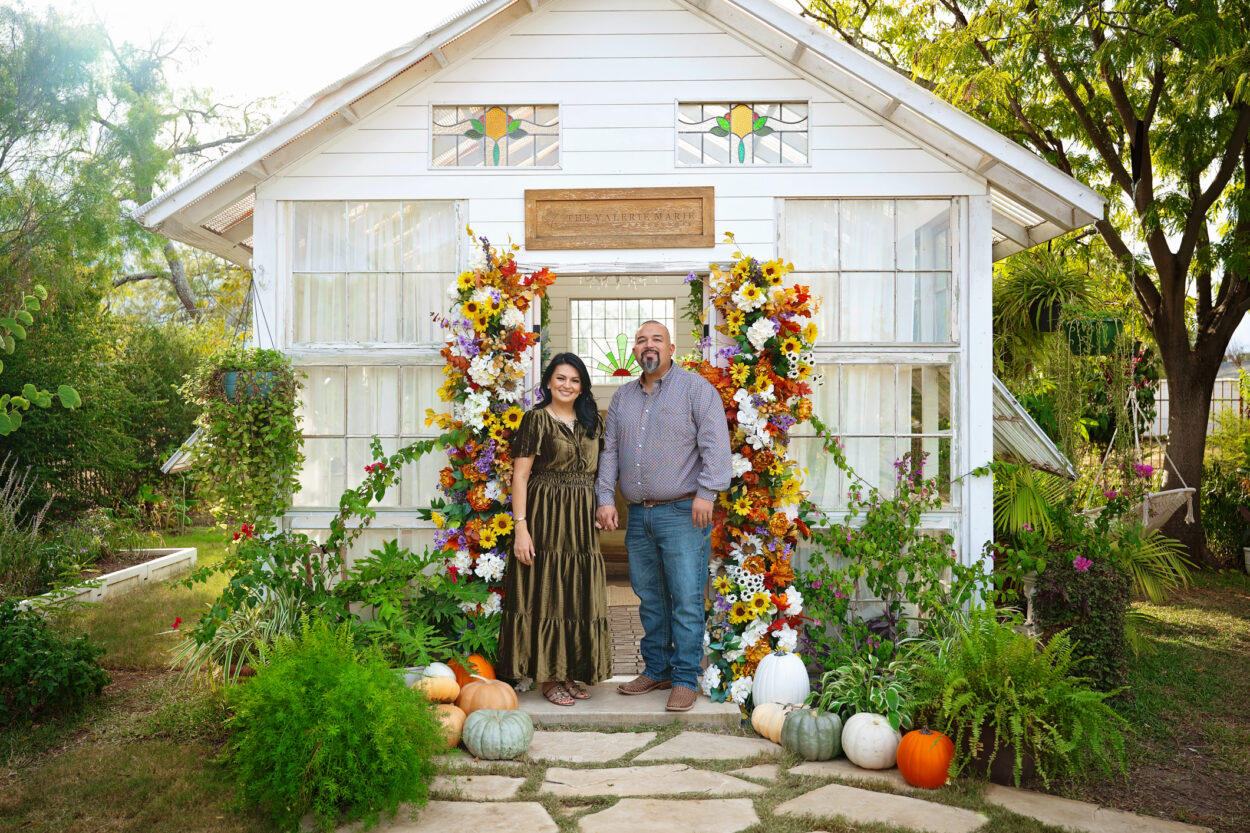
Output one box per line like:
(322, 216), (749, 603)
(729, 601), (753, 624)
(781, 337), (802, 356)
(797, 364), (812, 380)
(732, 496), (751, 516)
(431, 512), (445, 529)
(726, 309), (745, 327)
(802, 322), (819, 343)
(463, 300), (481, 317)
(769, 459), (786, 475)
(491, 513), (514, 534)
(749, 592), (772, 615)
(730, 364), (750, 386)
(479, 528), (499, 548)
(456, 272), (475, 291)
(713, 576), (733, 594)
(489, 424), (505, 441)
(739, 284), (762, 304)
(502, 407), (523, 430)
(762, 260), (785, 285)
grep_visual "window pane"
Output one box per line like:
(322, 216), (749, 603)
(296, 366), (346, 435)
(403, 273), (455, 343)
(349, 437), (400, 506)
(897, 272), (952, 343)
(896, 200), (951, 271)
(905, 365), (952, 434)
(401, 365), (444, 435)
(782, 200), (839, 270)
(347, 366), (400, 435)
(401, 202), (457, 272)
(839, 200), (894, 270)
(292, 202), (345, 272)
(905, 436), (951, 499)
(796, 363), (838, 434)
(347, 202), (403, 271)
(792, 436), (842, 507)
(842, 437), (901, 496)
(298, 438), (346, 507)
(570, 298), (674, 384)
(401, 441), (446, 507)
(841, 365), (895, 434)
(293, 273), (346, 343)
(840, 273), (894, 342)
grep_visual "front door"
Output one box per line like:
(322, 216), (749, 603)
(542, 273), (697, 585)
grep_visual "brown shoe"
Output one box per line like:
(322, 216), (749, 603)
(665, 686), (697, 712)
(616, 675), (672, 695)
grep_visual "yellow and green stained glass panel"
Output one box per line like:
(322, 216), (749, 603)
(678, 102), (808, 165)
(432, 105), (559, 167)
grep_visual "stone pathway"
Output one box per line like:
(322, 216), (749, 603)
(345, 729), (1213, 833)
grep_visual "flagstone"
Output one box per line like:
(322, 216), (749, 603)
(984, 784), (1212, 833)
(775, 783), (987, 833)
(728, 763), (781, 782)
(429, 774), (524, 800)
(436, 749), (522, 770)
(541, 763), (766, 797)
(333, 801), (557, 832)
(528, 730), (656, 762)
(633, 731), (781, 761)
(578, 798), (759, 833)
(789, 758), (915, 792)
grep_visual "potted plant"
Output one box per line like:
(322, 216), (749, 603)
(180, 345), (304, 530)
(1063, 311), (1124, 356)
(910, 608), (1128, 788)
(996, 250), (1092, 333)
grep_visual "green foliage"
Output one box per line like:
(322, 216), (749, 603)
(225, 618), (443, 832)
(911, 608), (1128, 788)
(0, 599), (110, 726)
(181, 345), (304, 530)
(172, 585), (303, 687)
(0, 284), (80, 435)
(0, 454), (53, 599)
(1199, 463), (1250, 566)
(1034, 554), (1133, 692)
(809, 651), (914, 732)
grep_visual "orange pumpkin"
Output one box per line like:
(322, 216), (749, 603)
(450, 654), (496, 687)
(435, 704), (467, 749)
(897, 727), (956, 789)
(455, 677), (518, 716)
(412, 675), (460, 704)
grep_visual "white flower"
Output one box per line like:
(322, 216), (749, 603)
(450, 550), (473, 571)
(723, 647), (745, 663)
(474, 553), (505, 582)
(446, 282), (462, 300)
(484, 479), (504, 501)
(703, 630), (711, 653)
(732, 453), (753, 478)
(480, 593), (502, 615)
(775, 624), (799, 652)
(701, 665), (723, 696)
(729, 674), (754, 704)
(468, 354), (500, 387)
(783, 587), (804, 618)
(501, 306), (525, 330)
(458, 599), (479, 614)
(732, 282), (766, 312)
(746, 317), (777, 351)
(741, 617), (769, 647)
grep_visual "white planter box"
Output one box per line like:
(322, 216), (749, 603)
(18, 547), (198, 611)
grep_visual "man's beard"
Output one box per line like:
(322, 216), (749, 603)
(640, 351), (661, 373)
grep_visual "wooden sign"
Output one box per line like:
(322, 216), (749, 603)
(525, 187), (714, 250)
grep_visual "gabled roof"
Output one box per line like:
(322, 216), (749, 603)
(134, 0), (1105, 267)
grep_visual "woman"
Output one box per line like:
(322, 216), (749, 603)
(497, 353), (611, 705)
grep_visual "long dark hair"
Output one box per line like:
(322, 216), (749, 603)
(536, 353), (598, 436)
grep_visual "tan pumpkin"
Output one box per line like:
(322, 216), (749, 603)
(412, 675), (460, 704)
(750, 701), (792, 744)
(435, 704), (467, 749)
(455, 677), (518, 716)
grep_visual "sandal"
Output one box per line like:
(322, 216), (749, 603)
(566, 681), (592, 700)
(542, 682), (575, 707)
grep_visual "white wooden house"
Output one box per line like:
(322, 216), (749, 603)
(137, 0), (1098, 576)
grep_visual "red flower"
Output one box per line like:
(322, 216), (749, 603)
(447, 565), (460, 583)
(233, 523), (255, 542)
(499, 259), (518, 277)
(365, 462), (387, 475)
(172, 616), (182, 630)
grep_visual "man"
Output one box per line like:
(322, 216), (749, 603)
(595, 320), (732, 711)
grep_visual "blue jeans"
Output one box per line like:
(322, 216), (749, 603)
(625, 499), (711, 691)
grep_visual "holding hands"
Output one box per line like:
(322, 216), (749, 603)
(595, 504), (618, 531)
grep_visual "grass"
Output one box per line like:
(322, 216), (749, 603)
(4, 528), (1247, 833)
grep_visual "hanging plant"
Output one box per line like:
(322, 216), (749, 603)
(181, 345), (304, 531)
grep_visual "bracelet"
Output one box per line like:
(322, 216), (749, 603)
(514, 516), (526, 523)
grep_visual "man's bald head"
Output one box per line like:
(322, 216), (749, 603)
(633, 320), (675, 377)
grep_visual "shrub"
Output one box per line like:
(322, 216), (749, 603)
(1033, 553), (1132, 692)
(0, 600), (110, 725)
(1201, 463), (1249, 566)
(0, 454), (53, 599)
(225, 618), (444, 832)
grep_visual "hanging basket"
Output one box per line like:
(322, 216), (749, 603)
(1064, 318), (1123, 356)
(221, 370), (280, 401)
(1028, 299), (1063, 333)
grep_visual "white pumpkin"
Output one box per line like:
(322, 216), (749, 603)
(751, 650), (811, 706)
(423, 662), (457, 679)
(841, 712), (903, 770)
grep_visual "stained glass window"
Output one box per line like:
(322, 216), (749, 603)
(678, 102), (808, 165)
(431, 105), (559, 167)
(569, 298), (675, 385)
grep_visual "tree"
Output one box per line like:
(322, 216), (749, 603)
(800, 0), (1250, 564)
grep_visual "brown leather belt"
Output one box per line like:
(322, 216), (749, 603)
(639, 493), (697, 508)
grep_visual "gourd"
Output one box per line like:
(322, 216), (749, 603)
(435, 704), (467, 749)
(751, 650), (811, 706)
(455, 677), (518, 715)
(462, 709), (533, 760)
(750, 702), (792, 744)
(841, 712), (903, 770)
(412, 675), (460, 704)
(780, 709), (843, 761)
(896, 727), (955, 789)
(424, 661), (457, 679)
(451, 654), (496, 687)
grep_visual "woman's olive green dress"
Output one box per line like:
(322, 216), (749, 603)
(497, 408), (611, 685)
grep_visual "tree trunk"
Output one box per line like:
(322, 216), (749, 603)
(163, 243), (201, 321)
(1158, 350), (1221, 566)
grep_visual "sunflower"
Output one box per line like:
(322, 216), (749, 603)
(502, 407), (524, 430)
(488, 423), (506, 441)
(463, 300), (481, 317)
(491, 513), (513, 535)
(456, 272), (476, 291)
(728, 601), (753, 624)
(802, 322), (818, 343)
(761, 260), (785, 285)
(479, 528), (498, 548)
(739, 284), (763, 305)
(797, 363), (812, 380)
(712, 575), (733, 594)
(780, 337), (802, 356)
(732, 495), (751, 516)
(749, 592), (771, 615)
(730, 363), (750, 386)
(725, 309), (745, 330)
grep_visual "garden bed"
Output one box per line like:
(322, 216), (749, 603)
(18, 547), (197, 611)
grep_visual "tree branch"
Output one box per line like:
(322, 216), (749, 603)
(1178, 104), (1250, 268)
(112, 270), (168, 288)
(174, 134), (252, 156)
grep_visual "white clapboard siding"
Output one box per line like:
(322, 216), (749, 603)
(490, 32), (763, 60)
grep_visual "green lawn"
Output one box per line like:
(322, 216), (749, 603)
(3, 529), (1247, 833)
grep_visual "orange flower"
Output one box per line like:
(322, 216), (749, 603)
(439, 467), (457, 491)
(768, 512), (792, 538)
(468, 484), (492, 511)
(768, 557), (795, 587)
(742, 555), (767, 575)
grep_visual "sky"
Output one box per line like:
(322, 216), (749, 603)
(28, 0), (1250, 351)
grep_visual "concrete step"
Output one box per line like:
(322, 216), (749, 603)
(518, 677), (742, 729)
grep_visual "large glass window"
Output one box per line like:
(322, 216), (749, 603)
(290, 201), (458, 346)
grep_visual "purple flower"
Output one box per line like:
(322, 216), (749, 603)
(1073, 555), (1093, 572)
(684, 271), (699, 284)
(717, 345), (742, 361)
(1133, 462), (1155, 478)
(834, 589), (847, 599)
(714, 595), (731, 613)
(1103, 489), (1119, 499)
(811, 579), (823, 589)
(1022, 523), (1033, 532)
(695, 336), (712, 349)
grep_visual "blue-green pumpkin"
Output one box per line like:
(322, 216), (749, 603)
(462, 708), (533, 760)
(781, 708), (843, 761)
